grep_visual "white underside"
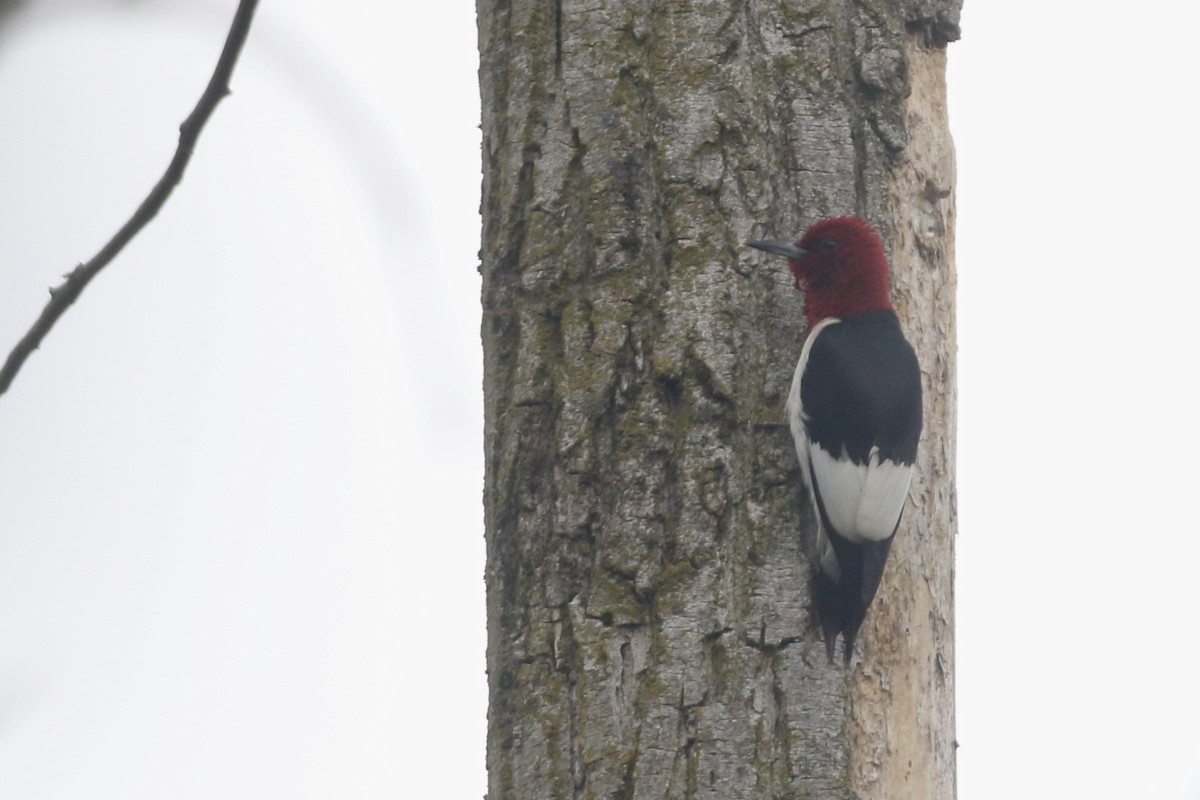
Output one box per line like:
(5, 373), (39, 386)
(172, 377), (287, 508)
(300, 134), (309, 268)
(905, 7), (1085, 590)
(787, 318), (914, 568)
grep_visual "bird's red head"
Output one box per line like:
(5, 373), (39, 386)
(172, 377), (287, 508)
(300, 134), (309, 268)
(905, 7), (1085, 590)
(749, 216), (893, 327)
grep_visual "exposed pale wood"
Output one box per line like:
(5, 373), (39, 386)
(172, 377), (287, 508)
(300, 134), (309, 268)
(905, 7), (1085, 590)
(479, 1), (960, 797)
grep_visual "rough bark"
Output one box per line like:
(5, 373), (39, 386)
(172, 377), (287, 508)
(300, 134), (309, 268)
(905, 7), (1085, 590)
(478, 1), (960, 798)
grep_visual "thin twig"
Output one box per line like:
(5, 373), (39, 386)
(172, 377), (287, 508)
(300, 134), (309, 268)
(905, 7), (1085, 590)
(0, 0), (261, 397)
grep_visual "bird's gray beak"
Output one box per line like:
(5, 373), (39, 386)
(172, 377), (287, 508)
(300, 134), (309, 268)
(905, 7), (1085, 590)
(746, 239), (805, 260)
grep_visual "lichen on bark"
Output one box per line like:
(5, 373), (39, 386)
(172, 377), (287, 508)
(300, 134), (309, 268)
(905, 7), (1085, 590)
(479, 1), (960, 798)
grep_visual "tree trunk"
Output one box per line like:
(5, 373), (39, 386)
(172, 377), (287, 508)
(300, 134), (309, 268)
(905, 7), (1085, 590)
(478, 2), (960, 798)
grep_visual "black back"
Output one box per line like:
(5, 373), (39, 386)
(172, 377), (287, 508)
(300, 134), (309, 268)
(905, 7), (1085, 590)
(801, 310), (922, 466)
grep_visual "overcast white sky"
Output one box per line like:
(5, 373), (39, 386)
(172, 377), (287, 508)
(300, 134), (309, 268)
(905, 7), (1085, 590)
(0, 2), (1197, 798)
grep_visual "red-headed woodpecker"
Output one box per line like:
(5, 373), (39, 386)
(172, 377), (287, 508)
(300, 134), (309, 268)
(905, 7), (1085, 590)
(748, 217), (922, 664)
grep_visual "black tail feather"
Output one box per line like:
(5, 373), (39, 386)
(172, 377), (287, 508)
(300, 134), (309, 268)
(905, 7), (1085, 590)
(814, 534), (895, 666)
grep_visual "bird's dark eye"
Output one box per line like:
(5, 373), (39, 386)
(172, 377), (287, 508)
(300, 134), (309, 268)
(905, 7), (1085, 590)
(810, 237), (837, 254)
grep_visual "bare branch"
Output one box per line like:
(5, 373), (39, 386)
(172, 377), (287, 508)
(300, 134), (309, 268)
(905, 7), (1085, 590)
(0, 0), (261, 397)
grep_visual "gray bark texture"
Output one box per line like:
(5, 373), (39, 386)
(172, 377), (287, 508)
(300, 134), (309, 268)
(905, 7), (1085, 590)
(478, 1), (960, 799)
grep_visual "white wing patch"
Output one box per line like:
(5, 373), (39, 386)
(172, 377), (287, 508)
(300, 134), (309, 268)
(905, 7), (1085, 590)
(808, 445), (913, 543)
